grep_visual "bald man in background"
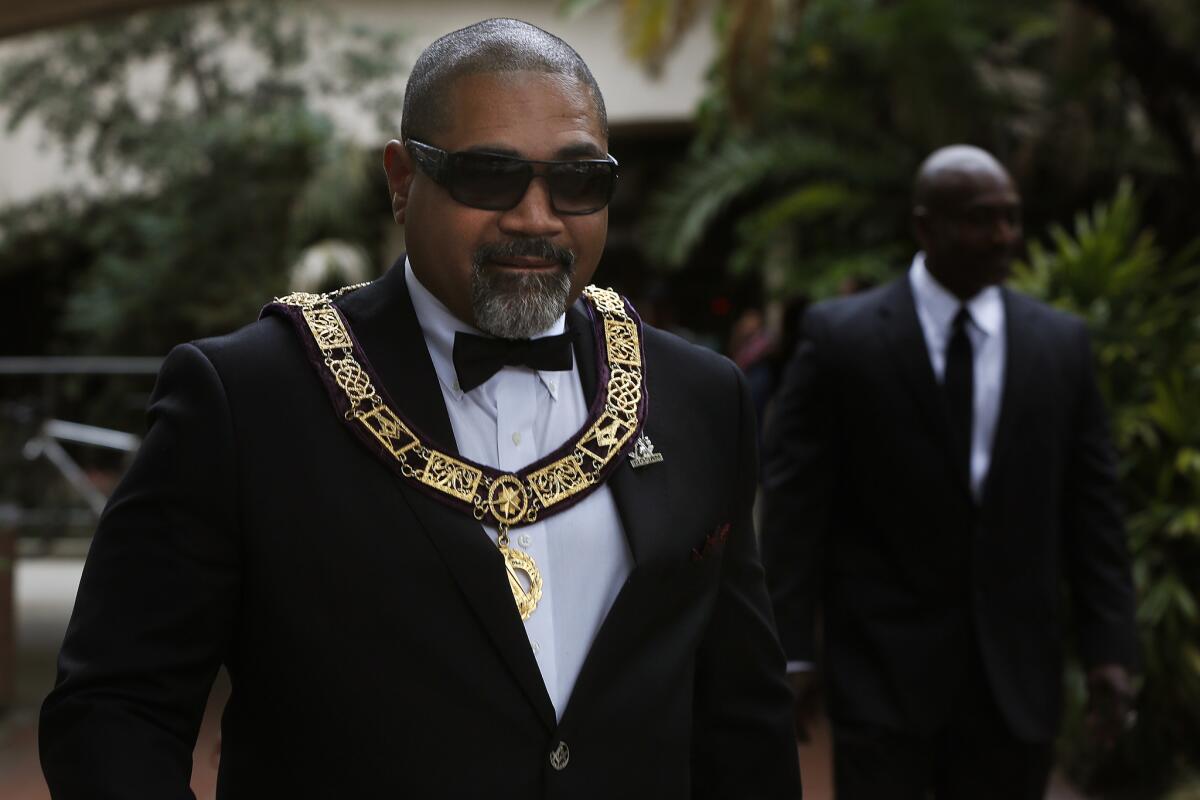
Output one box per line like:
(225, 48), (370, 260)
(761, 145), (1138, 799)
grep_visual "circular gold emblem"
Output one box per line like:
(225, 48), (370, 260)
(487, 475), (529, 526)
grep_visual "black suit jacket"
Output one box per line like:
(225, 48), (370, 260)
(761, 276), (1137, 742)
(40, 264), (801, 798)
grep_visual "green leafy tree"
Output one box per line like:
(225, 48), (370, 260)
(1014, 183), (1200, 796)
(639, 0), (1070, 292)
(582, 0), (1200, 793)
(582, 0), (1198, 297)
(0, 0), (403, 355)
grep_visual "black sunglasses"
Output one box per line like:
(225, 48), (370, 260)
(405, 139), (619, 215)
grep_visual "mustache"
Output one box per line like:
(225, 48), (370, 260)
(474, 239), (576, 271)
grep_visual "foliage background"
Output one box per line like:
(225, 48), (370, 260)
(585, 0), (1200, 794)
(606, 0), (1200, 295)
(0, 0), (401, 359)
(0, 0), (1197, 793)
(0, 0), (403, 533)
(1014, 184), (1200, 796)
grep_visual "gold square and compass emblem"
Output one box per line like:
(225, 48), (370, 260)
(269, 283), (650, 621)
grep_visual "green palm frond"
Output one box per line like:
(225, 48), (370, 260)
(1014, 180), (1200, 786)
(640, 133), (896, 269)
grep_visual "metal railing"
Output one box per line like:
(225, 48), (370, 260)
(1, 357), (161, 548)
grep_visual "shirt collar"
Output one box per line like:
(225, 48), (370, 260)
(909, 252), (1003, 339)
(404, 257), (567, 401)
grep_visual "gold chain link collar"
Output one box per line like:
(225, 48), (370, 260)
(270, 283), (647, 619)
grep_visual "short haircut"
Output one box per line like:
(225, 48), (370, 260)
(401, 18), (609, 144)
(913, 145), (1011, 213)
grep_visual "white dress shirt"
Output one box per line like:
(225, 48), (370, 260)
(404, 259), (633, 719)
(909, 252), (1007, 501)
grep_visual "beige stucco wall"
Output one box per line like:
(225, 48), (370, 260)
(0, 0), (713, 205)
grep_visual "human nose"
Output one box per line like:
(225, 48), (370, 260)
(497, 176), (565, 237)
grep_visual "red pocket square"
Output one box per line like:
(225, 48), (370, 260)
(692, 522), (731, 561)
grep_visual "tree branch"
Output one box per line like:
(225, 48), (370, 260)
(1075, 0), (1200, 176)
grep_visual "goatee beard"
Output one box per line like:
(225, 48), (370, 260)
(471, 239), (575, 340)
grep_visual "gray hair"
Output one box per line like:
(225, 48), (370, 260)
(401, 18), (609, 144)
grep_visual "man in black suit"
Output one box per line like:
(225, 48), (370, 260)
(40, 19), (801, 798)
(761, 145), (1138, 799)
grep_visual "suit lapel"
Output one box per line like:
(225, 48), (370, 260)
(567, 302), (671, 567)
(567, 303), (598, 407)
(558, 310), (674, 728)
(336, 281), (669, 731)
(339, 263), (556, 730)
(878, 278), (970, 495)
(878, 279), (952, 446)
(981, 288), (1035, 506)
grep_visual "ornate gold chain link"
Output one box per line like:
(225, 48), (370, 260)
(275, 284), (645, 532)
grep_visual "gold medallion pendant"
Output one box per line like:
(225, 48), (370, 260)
(488, 476), (542, 617)
(270, 283), (647, 622)
(500, 542), (543, 621)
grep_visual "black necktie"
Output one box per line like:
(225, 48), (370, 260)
(944, 307), (974, 488)
(452, 330), (574, 392)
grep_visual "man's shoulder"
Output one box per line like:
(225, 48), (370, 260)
(191, 275), (395, 372)
(190, 309), (298, 370)
(1002, 288), (1097, 370)
(639, 323), (743, 407)
(804, 279), (1090, 338)
(803, 278), (902, 340)
(1003, 286), (1088, 335)
(642, 323), (731, 373)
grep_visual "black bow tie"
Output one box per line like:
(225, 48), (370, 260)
(452, 330), (575, 392)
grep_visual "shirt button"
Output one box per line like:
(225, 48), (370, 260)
(531, 640), (541, 654)
(549, 740), (570, 771)
(512, 431), (522, 446)
(518, 534), (533, 548)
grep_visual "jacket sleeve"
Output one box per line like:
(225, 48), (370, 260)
(39, 342), (241, 798)
(759, 310), (838, 663)
(1063, 324), (1139, 670)
(691, 359), (803, 799)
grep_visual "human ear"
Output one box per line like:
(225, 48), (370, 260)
(383, 140), (414, 224)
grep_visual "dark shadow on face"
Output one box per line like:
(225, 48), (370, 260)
(913, 146), (1023, 301)
(388, 71), (609, 334)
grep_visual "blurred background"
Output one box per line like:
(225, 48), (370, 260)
(0, 1), (1197, 797)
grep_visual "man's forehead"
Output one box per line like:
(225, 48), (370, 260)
(931, 166), (1018, 208)
(965, 191), (1021, 209)
(446, 70), (599, 120)
(440, 71), (606, 153)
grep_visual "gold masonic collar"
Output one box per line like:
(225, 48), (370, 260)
(269, 283), (649, 621)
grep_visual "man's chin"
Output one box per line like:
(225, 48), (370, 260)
(471, 269), (573, 339)
(974, 255), (1013, 287)
(987, 261), (1013, 285)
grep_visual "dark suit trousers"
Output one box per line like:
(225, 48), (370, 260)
(832, 642), (1053, 800)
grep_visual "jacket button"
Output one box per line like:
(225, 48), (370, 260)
(549, 740), (570, 771)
